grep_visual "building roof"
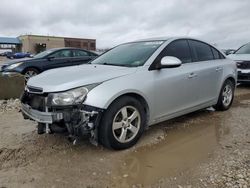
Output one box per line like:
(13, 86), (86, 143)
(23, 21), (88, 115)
(0, 37), (21, 44)
(19, 34), (96, 41)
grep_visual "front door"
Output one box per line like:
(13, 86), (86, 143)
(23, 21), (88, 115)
(46, 49), (73, 70)
(153, 64), (199, 120)
(152, 39), (199, 121)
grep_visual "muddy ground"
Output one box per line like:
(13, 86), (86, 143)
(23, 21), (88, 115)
(0, 86), (250, 188)
(0, 57), (6, 65)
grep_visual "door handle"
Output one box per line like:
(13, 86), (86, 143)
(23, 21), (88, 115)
(216, 67), (223, 72)
(188, 73), (197, 79)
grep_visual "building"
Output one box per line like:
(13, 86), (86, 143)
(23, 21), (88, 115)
(0, 35), (96, 54)
(0, 37), (22, 52)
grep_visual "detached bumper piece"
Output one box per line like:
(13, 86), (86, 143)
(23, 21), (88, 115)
(21, 103), (63, 124)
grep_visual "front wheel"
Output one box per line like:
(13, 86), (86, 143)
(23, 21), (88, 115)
(23, 68), (39, 82)
(214, 79), (235, 111)
(98, 96), (146, 150)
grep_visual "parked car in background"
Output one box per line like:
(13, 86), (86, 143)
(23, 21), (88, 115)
(222, 49), (236, 55)
(6, 52), (32, 59)
(0, 47), (98, 81)
(228, 42), (250, 83)
(2, 51), (14, 58)
(0, 52), (6, 56)
(21, 37), (237, 150)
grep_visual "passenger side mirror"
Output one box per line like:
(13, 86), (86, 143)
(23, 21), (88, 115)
(159, 56), (182, 69)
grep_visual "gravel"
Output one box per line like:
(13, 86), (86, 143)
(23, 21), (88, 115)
(0, 99), (21, 112)
(0, 87), (249, 187)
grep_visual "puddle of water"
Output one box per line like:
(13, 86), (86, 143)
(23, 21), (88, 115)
(111, 111), (223, 187)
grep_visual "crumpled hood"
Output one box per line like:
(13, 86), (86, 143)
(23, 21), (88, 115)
(27, 64), (137, 92)
(228, 54), (250, 61)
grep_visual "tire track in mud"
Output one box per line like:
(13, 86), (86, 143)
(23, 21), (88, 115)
(0, 131), (79, 171)
(0, 147), (30, 169)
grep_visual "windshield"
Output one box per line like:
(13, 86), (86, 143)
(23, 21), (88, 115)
(91, 41), (164, 67)
(235, 43), (250, 54)
(33, 49), (55, 58)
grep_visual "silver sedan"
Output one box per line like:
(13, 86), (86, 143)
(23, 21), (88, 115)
(21, 37), (237, 150)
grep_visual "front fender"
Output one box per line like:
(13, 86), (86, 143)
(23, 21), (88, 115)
(84, 87), (150, 110)
(83, 71), (154, 110)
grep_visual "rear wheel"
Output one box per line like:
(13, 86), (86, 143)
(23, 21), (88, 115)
(98, 96), (146, 150)
(23, 68), (39, 82)
(214, 79), (235, 111)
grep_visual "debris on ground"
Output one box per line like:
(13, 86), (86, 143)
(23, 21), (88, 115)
(0, 99), (20, 112)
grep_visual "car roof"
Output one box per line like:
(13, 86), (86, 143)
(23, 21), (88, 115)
(132, 36), (205, 42)
(45, 47), (97, 55)
(133, 37), (172, 42)
(49, 47), (90, 51)
(129, 36), (225, 57)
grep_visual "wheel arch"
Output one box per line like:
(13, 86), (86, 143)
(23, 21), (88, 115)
(226, 76), (236, 86)
(21, 66), (41, 74)
(216, 75), (236, 101)
(222, 75), (236, 88)
(106, 92), (150, 126)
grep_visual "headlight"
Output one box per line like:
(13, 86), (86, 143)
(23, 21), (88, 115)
(6, 62), (24, 70)
(48, 83), (100, 106)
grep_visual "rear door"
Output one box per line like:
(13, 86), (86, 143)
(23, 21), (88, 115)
(187, 40), (224, 104)
(71, 50), (94, 65)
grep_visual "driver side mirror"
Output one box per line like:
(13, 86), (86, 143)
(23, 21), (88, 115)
(158, 56), (182, 69)
(47, 56), (55, 61)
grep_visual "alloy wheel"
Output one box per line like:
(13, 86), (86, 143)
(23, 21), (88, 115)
(112, 106), (141, 143)
(222, 84), (233, 107)
(24, 70), (38, 81)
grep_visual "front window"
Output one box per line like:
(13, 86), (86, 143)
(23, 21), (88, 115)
(50, 50), (72, 58)
(33, 49), (55, 58)
(235, 43), (250, 54)
(73, 50), (88, 57)
(91, 41), (164, 67)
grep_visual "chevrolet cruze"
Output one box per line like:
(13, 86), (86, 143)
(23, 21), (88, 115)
(21, 37), (237, 150)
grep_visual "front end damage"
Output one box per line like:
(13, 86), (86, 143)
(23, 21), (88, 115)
(20, 90), (103, 145)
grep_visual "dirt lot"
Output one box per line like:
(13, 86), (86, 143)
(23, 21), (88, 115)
(0, 86), (249, 188)
(0, 57), (7, 65)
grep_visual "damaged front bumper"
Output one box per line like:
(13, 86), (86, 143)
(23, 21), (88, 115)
(21, 103), (63, 124)
(21, 91), (103, 144)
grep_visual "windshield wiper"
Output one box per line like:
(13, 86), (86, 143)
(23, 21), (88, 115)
(101, 62), (129, 67)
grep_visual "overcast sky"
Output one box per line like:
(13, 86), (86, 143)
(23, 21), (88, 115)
(0, 0), (249, 49)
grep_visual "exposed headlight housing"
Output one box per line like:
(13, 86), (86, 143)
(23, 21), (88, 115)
(48, 83), (100, 106)
(6, 62), (24, 70)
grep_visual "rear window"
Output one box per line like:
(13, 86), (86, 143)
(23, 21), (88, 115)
(211, 48), (220, 59)
(189, 40), (214, 62)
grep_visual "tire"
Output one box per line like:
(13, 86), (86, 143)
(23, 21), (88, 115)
(37, 123), (45, 134)
(98, 96), (146, 150)
(23, 68), (40, 82)
(214, 79), (235, 111)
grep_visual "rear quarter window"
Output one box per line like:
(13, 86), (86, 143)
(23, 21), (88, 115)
(211, 47), (225, 59)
